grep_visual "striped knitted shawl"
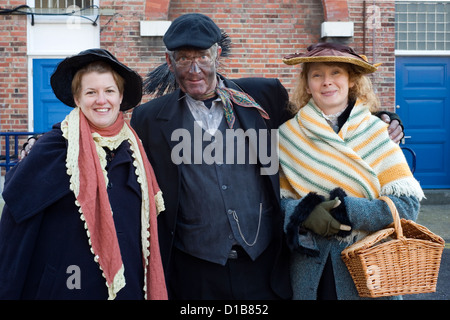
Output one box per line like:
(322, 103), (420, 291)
(279, 99), (424, 201)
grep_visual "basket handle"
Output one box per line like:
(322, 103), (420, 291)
(378, 196), (404, 239)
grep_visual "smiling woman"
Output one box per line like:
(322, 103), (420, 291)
(305, 62), (354, 116)
(279, 42), (424, 300)
(0, 48), (167, 300)
(72, 63), (124, 128)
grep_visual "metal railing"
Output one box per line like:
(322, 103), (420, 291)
(0, 132), (419, 175)
(401, 146), (417, 174)
(0, 132), (42, 172)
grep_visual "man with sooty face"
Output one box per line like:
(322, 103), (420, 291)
(131, 13), (293, 300)
(131, 13), (404, 300)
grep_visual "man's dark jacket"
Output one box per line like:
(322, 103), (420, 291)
(131, 76), (293, 299)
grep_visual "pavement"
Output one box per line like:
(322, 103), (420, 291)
(402, 189), (450, 300)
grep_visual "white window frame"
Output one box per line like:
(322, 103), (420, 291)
(27, 0), (99, 25)
(26, 0), (100, 131)
(395, 0), (450, 56)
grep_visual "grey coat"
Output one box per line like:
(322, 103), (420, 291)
(282, 195), (420, 300)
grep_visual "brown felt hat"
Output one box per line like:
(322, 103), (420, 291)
(283, 42), (380, 74)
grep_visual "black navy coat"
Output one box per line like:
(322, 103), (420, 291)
(131, 76), (293, 299)
(0, 124), (145, 299)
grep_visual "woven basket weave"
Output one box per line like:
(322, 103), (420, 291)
(341, 196), (445, 298)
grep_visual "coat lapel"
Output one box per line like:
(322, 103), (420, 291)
(156, 89), (187, 151)
(223, 78), (274, 169)
(158, 78), (278, 200)
(223, 78), (279, 201)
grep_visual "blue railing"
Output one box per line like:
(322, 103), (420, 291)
(0, 132), (419, 175)
(0, 132), (43, 172)
(401, 146), (417, 174)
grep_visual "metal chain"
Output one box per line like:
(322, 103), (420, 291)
(231, 203), (262, 247)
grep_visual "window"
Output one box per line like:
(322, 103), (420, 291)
(28, 0), (98, 23)
(396, 1), (450, 51)
(26, 0), (100, 55)
(34, 1), (94, 10)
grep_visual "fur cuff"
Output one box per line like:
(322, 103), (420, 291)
(286, 192), (324, 257)
(329, 187), (352, 237)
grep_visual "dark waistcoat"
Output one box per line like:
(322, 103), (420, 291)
(174, 106), (274, 265)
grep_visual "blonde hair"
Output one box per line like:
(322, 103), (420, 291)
(289, 62), (380, 114)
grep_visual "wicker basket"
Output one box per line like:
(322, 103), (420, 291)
(341, 196), (445, 298)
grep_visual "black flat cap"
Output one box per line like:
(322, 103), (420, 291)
(163, 13), (222, 51)
(50, 48), (142, 111)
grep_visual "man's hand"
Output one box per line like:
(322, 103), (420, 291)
(19, 135), (40, 161)
(379, 114), (404, 144)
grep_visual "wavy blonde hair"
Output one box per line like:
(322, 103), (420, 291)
(289, 62), (380, 114)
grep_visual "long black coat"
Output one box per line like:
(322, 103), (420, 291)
(0, 124), (145, 299)
(131, 76), (293, 299)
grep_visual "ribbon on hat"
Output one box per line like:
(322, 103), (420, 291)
(215, 87), (269, 128)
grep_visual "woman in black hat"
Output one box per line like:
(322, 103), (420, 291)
(0, 49), (167, 300)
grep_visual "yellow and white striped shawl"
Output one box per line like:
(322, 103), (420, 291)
(279, 99), (424, 201)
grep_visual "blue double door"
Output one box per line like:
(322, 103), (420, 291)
(396, 56), (450, 188)
(33, 59), (72, 132)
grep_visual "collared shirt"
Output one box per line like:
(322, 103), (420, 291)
(175, 80), (273, 265)
(184, 78), (226, 135)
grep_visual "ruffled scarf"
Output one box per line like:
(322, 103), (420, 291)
(61, 107), (167, 300)
(279, 99), (424, 201)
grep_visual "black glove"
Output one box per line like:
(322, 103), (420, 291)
(20, 134), (41, 160)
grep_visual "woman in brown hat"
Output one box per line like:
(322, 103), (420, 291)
(0, 49), (167, 300)
(279, 43), (424, 299)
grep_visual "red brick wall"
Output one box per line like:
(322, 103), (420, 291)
(0, 0), (29, 132)
(167, 0), (323, 96)
(166, 0), (395, 111)
(348, 0), (396, 110)
(98, 1), (167, 106)
(0, 0), (396, 135)
(322, 0), (350, 21)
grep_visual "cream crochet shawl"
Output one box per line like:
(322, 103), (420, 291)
(61, 107), (166, 300)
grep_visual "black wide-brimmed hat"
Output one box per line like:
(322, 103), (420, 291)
(50, 48), (143, 111)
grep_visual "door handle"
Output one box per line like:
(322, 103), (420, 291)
(402, 135), (411, 145)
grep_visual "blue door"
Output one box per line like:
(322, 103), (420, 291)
(33, 59), (72, 132)
(395, 56), (450, 188)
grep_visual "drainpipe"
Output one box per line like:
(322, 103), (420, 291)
(363, 0), (366, 56)
(372, 0), (377, 93)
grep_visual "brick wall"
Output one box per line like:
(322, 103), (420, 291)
(348, 0), (396, 111)
(100, 0), (395, 110)
(98, 1), (167, 107)
(168, 0), (324, 95)
(0, 0), (28, 132)
(0, 0), (396, 135)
